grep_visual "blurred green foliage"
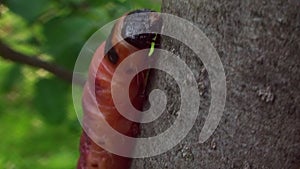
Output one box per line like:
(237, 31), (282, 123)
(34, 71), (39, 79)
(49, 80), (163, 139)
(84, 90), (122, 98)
(0, 0), (161, 168)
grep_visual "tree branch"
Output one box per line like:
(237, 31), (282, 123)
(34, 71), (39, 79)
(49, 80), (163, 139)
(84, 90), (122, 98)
(0, 41), (85, 86)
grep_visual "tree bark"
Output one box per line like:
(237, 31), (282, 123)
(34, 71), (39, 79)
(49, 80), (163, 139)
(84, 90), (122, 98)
(132, 0), (300, 168)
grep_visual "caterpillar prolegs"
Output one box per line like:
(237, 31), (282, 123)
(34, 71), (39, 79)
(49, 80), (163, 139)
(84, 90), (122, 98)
(77, 9), (162, 169)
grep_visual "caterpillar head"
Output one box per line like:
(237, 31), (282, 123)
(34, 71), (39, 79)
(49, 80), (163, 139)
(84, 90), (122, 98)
(122, 9), (162, 50)
(105, 9), (162, 65)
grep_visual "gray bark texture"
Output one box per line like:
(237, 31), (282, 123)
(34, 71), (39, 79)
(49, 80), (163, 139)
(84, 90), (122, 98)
(131, 0), (300, 168)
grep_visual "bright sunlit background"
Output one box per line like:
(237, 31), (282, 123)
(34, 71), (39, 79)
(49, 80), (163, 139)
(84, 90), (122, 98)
(0, 0), (160, 168)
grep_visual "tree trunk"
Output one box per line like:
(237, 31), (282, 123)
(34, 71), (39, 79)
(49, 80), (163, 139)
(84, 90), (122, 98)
(131, 0), (300, 168)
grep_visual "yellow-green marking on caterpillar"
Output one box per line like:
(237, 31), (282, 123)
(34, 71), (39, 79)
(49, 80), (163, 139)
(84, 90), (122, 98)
(148, 34), (158, 56)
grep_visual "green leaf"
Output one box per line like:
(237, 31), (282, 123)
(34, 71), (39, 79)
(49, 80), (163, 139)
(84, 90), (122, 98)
(0, 64), (23, 93)
(43, 16), (94, 69)
(3, 0), (51, 22)
(86, 0), (108, 6)
(62, 0), (84, 3)
(67, 119), (81, 133)
(33, 77), (69, 124)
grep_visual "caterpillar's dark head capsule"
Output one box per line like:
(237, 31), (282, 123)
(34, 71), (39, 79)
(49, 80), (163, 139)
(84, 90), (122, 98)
(122, 9), (162, 50)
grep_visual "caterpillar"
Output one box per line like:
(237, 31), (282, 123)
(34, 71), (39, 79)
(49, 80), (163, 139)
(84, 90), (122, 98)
(77, 9), (162, 169)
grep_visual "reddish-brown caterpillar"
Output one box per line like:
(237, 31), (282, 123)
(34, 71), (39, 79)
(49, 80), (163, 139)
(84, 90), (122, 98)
(77, 9), (161, 169)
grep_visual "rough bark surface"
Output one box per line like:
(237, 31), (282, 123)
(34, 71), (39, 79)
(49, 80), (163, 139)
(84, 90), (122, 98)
(131, 0), (300, 168)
